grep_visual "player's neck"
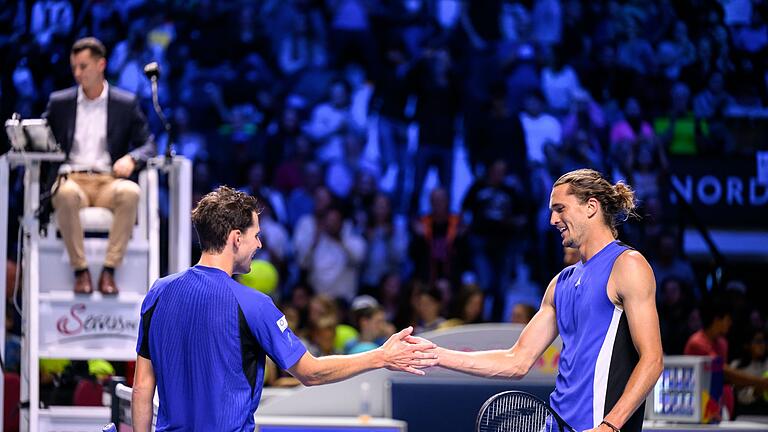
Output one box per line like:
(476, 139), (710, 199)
(197, 253), (234, 276)
(578, 229), (617, 262)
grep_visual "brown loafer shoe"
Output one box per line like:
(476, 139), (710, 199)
(98, 270), (119, 296)
(74, 269), (93, 295)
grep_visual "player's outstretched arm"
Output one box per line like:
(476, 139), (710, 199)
(409, 274), (561, 379)
(592, 251), (664, 432)
(288, 326), (438, 386)
(131, 355), (156, 432)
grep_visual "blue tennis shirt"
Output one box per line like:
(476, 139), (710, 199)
(137, 265), (307, 431)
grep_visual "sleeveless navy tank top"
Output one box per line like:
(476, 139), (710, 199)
(549, 241), (644, 432)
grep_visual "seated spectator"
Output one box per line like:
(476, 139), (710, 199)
(683, 296), (768, 420)
(693, 72), (735, 120)
(610, 97), (654, 150)
(304, 79), (360, 163)
(410, 45), (460, 213)
(360, 194), (409, 293)
(561, 88), (606, 142)
(519, 90), (562, 169)
(285, 161), (324, 231)
(297, 206), (366, 301)
(541, 45), (583, 114)
(240, 163), (288, 224)
(293, 185), (333, 255)
(462, 159), (529, 321)
(441, 284), (484, 328)
(617, 22), (656, 76)
(345, 298), (393, 354)
(729, 329), (768, 416)
(649, 231), (699, 297)
(656, 20), (696, 80)
(658, 277), (695, 354)
(307, 315), (339, 357)
(409, 188), (463, 284)
(414, 286), (446, 334)
(510, 303), (537, 324)
(654, 82), (709, 155)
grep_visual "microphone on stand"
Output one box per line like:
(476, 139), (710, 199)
(143, 62), (173, 164)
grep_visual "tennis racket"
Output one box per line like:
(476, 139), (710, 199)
(476, 390), (576, 432)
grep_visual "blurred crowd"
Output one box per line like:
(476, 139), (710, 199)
(1, 0), (767, 416)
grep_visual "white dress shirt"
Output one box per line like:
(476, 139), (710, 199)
(68, 81), (112, 172)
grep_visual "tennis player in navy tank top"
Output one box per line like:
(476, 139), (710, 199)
(413, 169), (663, 432)
(131, 187), (437, 432)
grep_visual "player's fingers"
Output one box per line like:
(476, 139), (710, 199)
(395, 326), (414, 339)
(402, 366), (426, 376)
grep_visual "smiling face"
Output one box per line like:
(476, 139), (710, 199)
(549, 184), (594, 249)
(233, 212), (262, 274)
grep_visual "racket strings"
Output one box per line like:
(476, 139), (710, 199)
(478, 393), (557, 432)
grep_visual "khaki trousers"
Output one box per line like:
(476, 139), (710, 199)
(51, 173), (140, 270)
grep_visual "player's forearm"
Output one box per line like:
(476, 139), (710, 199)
(724, 365), (768, 390)
(435, 347), (532, 379)
(131, 386), (155, 432)
(603, 354), (663, 428)
(300, 350), (383, 386)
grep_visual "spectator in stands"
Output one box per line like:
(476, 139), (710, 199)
(509, 303), (537, 324)
(285, 160), (323, 230)
(360, 193), (409, 294)
(442, 283), (485, 328)
(656, 20), (697, 80)
(462, 159), (529, 321)
(561, 88), (606, 143)
(345, 299), (393, 354)
(307, 315), (339, 357)
(410, 187), (462, 284)
(730, 329), (768, 416)
(327, 0), (377, 76)
(30, 0), (73, 50)
(294, 185), (333, 257)
(520, 90), (562, 170)
(610, 97), (654, 150)
(693, 71), (735, 120)
(649, 231), (699, 297)
(541, 45), (583, 115)
(684, 296), (768, 419)
(240, 163), (288, 224)
(471, 83), (528, 184)
(43, 37), (156, 295)
(658, 277), (694, 354)
(298, 206), (366, 301)
(277, 11), (328, 76)
(304, 79), (360, 163)
(376, 36), (414, 215)
(654, 82), (708, 155)
(410, 44), (460, 213)
(617, 21), (656, 76)
(414, 286), (446, 334)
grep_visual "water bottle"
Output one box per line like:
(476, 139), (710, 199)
(102, 423), (117, 432)
(358, 381), (371, 424)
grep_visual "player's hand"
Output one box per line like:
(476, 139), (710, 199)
(404, 334), (440, 367)
(113, 154), (136, 178)
(378, 326), (438, 375)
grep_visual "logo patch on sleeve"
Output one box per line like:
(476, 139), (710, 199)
(276, 315), (288, 333)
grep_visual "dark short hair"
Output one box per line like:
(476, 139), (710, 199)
(191, 186), (262, 253)
(71, 37), (107, 59)
(699, 295), (730, 329)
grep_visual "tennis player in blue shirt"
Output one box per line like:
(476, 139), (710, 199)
(132, 186), (437, 431)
